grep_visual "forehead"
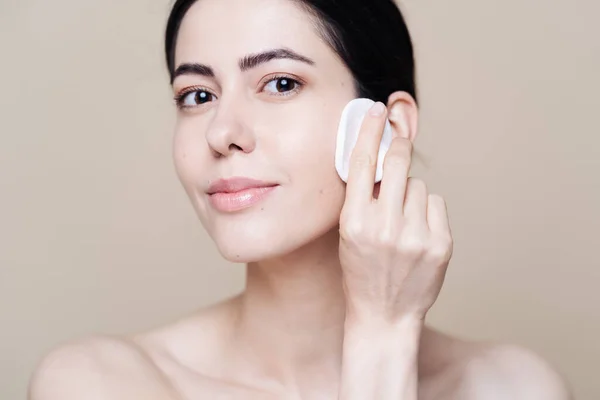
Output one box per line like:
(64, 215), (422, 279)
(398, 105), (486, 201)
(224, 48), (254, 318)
(174, 0), (330, 68)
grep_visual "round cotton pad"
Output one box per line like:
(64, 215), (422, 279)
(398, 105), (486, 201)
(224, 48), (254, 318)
(335, 98), (394, 183)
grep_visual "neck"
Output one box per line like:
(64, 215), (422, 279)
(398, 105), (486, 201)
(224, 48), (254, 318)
(233, 227), (346, 393)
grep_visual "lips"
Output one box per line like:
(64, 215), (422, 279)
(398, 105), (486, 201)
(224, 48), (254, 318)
(206, 177), (279, 212)
(207, 177), (279, 194)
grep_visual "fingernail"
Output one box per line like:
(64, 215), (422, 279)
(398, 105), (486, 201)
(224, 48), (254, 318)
(369, 102), (385, 116)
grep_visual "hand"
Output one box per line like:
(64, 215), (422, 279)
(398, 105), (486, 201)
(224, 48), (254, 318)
(338, 101), (453, 325)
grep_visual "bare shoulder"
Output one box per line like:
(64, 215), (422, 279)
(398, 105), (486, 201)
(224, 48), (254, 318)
(28, 335), (182, 400)
(455, 342), (573, 400)
(419, 328), (572, 400)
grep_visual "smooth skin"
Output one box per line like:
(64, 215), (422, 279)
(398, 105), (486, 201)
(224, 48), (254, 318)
(29, 0), (572, 398)
(28, 101), (572, 400)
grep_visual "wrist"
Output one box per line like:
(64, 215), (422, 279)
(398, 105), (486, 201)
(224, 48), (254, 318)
(344, 307), (425, 330)
(343, 313), (424, 345)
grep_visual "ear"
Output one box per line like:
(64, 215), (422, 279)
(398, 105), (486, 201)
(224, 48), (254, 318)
(386, 91), (418, 143)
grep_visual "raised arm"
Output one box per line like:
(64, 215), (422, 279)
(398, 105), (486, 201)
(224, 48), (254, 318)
(336, 97), (452, 399)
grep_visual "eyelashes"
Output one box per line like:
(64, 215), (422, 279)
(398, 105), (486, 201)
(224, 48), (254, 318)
(173, 75), (304, 110)
(173, 87), (216, 109)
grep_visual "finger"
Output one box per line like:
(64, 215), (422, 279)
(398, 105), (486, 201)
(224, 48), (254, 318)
(344, 102), (388, 211)
(427, 194), (451, 236)
(377, 137), (413, 214)
(403, 177), (428, 225)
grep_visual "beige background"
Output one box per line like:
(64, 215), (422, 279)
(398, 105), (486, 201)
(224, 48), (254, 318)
(1, 0), (598, 398)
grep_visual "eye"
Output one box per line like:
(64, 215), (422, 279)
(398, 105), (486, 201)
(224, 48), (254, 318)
(175, 89), (216, 109)
(263, 76), (302, 95)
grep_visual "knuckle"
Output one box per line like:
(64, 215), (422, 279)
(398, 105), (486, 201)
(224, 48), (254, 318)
(398, 235), (427, 258)
(339, 218), (364, 242)
(383, 151), (408, 168)
(375, 228), (398, 249)
(350, 153), (376, 168)
(427, 237), (454, 261)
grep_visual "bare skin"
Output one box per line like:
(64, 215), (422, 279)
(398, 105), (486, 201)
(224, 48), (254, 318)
(28, 296), (571, 400)
(29, 0), (572, 398)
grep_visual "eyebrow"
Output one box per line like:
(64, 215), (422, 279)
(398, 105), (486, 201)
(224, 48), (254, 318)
(172, 48), (316, 82)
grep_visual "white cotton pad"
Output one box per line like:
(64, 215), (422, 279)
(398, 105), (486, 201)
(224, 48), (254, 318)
(335, 98), (394, 183)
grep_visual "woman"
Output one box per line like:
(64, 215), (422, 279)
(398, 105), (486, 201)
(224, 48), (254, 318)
(29, 0), (571, 398)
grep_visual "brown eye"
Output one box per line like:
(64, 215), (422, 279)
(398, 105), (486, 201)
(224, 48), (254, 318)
(264, 77), (301, 94)
(180, 90), (215, 107)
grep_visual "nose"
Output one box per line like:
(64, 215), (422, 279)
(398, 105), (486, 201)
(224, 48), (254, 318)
(205, 103), (256, 158)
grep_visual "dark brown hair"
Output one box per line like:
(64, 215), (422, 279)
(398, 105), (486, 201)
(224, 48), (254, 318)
(164, 0), (418, 105)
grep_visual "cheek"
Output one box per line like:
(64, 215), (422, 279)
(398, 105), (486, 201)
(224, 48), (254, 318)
(285, 115), (338, 180)
(172, 125), (213, 226)
(278, 114), (346, 209)
(172, 121), (208, 186)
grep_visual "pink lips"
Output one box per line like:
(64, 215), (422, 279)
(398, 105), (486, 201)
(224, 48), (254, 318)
(207, 177), (279, 212)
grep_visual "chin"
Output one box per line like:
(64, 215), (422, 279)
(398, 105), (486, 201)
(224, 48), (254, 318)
(216, 242), (287, 263)
(207, 214), (338, 264)
(210, 227), (306, 263)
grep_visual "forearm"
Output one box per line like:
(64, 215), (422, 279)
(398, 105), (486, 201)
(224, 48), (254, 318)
(338, 316), (422, 400)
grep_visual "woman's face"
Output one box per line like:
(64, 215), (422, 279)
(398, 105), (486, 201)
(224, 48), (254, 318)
(172, 0), (357, 262)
